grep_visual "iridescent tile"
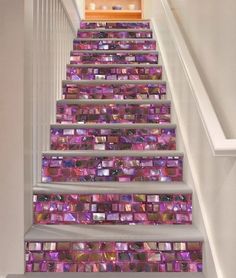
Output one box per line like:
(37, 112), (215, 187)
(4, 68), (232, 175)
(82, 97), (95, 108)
(43, 242), (56, 251)
(103, 252), (116, 261)
(147, 253), (161, 262)
(118, 252), (131, 261)
(93, 213), (106, 221)
(158, 242), (172, 251)
(28, 242), (42, 251)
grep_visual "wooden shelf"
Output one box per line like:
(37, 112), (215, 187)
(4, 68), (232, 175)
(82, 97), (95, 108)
(85, 0), (143, 20)
(85, 9), (142, 20)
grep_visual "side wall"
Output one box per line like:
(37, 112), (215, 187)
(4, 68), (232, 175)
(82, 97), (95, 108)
(0, 0), (25, 274)
(144, 1), (236, 278)
(168, 0), (236, 139)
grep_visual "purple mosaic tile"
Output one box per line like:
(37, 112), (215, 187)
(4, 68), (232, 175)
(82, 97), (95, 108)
(70, 52), (158, 65)
(63, 83), (166, 100)
(73, 40), (156, 51)
(42, 155), (183, 182)
(77, 31), (153, 39)
(50, 127), (176, 151)
(33, 193), (192, 225)
(25, 240), (202, 272)
(66, 65), (162, 81)
(56, 103), (171, 124)
(80, 22), (151, 29)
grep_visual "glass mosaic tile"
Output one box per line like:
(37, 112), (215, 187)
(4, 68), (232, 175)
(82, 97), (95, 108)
(56, 103), (171, 124)
(25, 240), (202, 272)
(33, 193), (192, 225)
(73, 40), (156, 51)
(70, 52), (158, 64)
(80, 22), (151, 29)
(42, 155), (183, 182)
(50, 127), (176, 151)
(63, 83), (166, 100)
(77, 31), (153, 39)
(66, 65), (162, 81)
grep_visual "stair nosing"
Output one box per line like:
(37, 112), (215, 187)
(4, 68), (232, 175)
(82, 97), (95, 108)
(66, 63), (160, 68)
(42, 150), (183, 157)
(74, 38), (156, 42)
(70, 50), (158, 54)
(56, 99), (170, 104)
(77, 28), (153, 32)
(34, 181), (192, 194)
(25, 225), (203, 242)
(62, 79), (166, 85)
(50, 123), (176, 129)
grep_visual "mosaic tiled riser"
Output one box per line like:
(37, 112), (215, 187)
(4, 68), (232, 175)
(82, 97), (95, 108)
(73, 40), (156, 51)
(50, 128), (176, 151)
(33, 193), (192, 225)
(67, 66), (162, 81)
(70, 52), (158, 64)
(42, 156), (183, 183)
(63, 83), (166, 100)
(25, 241), (202, 272)
(80, 22), (151, 29)
(77, 31), (153, 39)
(56, 103), (170, 124)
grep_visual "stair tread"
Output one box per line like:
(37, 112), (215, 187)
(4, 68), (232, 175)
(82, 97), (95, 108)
(70, 50), (158, 54)
(50, 123), (176, 129)
(67, 63), (159, 68)
(35, 181), (191, 194)
(42, 150), (183, 157)
(8, 273), (205, 278)
(57, 99), (170, 104)
(25, 225), (202, 242)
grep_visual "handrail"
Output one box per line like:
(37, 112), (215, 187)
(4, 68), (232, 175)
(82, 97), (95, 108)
(161, 0), (236, 156)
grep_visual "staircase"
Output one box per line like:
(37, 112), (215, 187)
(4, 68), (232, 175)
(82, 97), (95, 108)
(23, 20), (204, 276)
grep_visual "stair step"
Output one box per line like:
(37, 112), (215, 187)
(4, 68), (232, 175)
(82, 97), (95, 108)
(62, 80), (166, 100)
(8, 273), (206, 278)
(77, 29), (153, 39)
(34, 181), (192, 194)
(73, 39), (156, 51)
(33, 190), (192, 225)
(25, 225), (202, 241)
(50, 123), (176, 151)
(42, 151), (183, 183)
(56, 100), (170, 124)
(66, 64), (162, 81)
(80, 21), (151, 30)
(70, 51), (158, 65)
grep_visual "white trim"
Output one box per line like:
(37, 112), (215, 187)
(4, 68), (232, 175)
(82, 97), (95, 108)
(160, 0), (236, 157)
(61, 0), (80, 34)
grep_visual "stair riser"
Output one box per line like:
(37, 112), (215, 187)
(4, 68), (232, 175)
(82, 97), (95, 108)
(56, 103), (170, 124)
(67, 65), (162, 81)
(42, 155), (183, 183)
(70, 52), (158, 65)
(80, 22), (151, 29)
(25, 240), (202, 273)
(73, 40), (156, 51)
(50, 127), (176, 151)
(63, 83), (166, 100)
(77, 31), (153, 39)
(33, 193), (192, 225)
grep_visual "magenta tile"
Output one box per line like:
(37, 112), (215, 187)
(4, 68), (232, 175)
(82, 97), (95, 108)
(66, 65), (162, 81)
(70, 52), (158, 64)
(77, 31), (153, 39)
(56, 103), (170, 124)
(63, 83), (166, 100)
(50, 127), (176, 151)
(80, 22), (151, 29)
(25, 240), (202, 272)
(73, 40), (156, 51)
(41, 155), (183, 183)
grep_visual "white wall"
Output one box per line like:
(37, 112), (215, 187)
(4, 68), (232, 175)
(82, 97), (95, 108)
(144, 1), (236, 277)
(0, 0), (25, 274)
(75, 0), (85, 19)
(0, 0), (75, 275)
(168, 0), (236, 139)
